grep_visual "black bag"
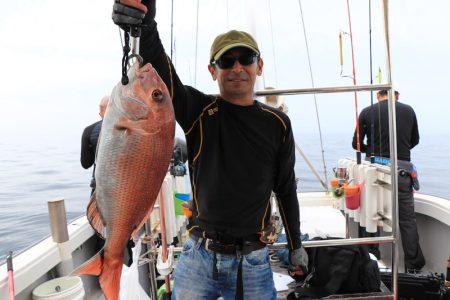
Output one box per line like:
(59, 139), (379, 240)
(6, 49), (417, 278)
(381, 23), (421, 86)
(380, 272), (448, 300)
(292, 237), (381, 299)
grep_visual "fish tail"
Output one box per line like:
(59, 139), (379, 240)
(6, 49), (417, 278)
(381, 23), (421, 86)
(99, 256), (124, 300)
(71, 249), (103, 276)
(72, 248), (123, 300)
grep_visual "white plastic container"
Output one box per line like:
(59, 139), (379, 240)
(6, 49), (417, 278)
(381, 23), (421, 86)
(32, 276), (85, 300)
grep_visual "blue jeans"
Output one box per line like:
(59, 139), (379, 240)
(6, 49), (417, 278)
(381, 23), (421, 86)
(172, 237), (277, 300)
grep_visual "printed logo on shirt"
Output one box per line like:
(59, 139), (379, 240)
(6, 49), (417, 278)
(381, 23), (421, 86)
(208, 107), (218, 116)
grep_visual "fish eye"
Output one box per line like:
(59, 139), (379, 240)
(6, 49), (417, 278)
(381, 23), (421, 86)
(152, 89), (164, 102)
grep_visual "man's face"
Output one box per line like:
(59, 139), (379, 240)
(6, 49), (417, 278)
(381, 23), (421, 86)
(208, 47), (263, 103)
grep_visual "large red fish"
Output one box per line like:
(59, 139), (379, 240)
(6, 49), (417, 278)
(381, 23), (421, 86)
(73, 62), (175, 300)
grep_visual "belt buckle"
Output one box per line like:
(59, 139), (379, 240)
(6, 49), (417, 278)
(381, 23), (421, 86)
(204, 238), (214, 251)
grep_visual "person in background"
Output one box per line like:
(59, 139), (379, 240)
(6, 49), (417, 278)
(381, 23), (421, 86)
(352, 88), (425, 272)
(112, 1), (308, 299)
(80, 95), (109, 194)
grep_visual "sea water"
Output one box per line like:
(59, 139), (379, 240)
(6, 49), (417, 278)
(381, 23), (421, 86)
(0, 133), (448, 263)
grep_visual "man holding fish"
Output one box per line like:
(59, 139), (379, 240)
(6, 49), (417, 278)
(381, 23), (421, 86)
(111, 1), (308, 299)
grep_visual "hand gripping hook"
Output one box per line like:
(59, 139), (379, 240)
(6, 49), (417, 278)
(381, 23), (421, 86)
(156, 245), (174, 276)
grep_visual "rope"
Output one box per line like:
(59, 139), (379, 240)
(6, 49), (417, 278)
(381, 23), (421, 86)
(297, 0), (329, 190)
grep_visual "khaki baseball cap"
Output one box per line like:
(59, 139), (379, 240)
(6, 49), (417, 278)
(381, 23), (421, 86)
(210, 30), (260, 62)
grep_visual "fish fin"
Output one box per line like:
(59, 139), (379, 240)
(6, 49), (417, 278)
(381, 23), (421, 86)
(99, 253), (124, 300)
(115, 117), (157, 136)
(71, 249), (103, 276)
(72, 249), (123, 300)
(131, 203), (154, 239)
(87, 192), (106, 239)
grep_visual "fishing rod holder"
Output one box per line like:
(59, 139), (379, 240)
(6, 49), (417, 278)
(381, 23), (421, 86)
(156, 246), (175, 276)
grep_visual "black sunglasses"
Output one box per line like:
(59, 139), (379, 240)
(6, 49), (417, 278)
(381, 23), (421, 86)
(213, 53), (258, 69)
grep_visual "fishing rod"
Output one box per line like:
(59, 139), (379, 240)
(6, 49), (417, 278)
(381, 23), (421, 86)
(193, 0), (200, 87)
(344, 0), (362, 164)
(157, 189), (172, 299)
(7, 251), (15, 300)
(170, 0), (174, 61)
(368, 0), (376, 163)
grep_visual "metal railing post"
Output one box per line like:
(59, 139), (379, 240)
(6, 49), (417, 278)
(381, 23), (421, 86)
(381, 0), (398, 298)
(47, 198), (73, 277)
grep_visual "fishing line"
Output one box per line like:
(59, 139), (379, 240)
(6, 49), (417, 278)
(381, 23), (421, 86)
(267, 0), (279, 88)
(297, 0), (329, 189)
(170, 0), (174, 61)
(194, 0), (200, 87)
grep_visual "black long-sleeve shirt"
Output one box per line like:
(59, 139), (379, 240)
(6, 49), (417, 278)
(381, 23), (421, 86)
(80, 120), (102, 169)
(352, 100), (419, 161)
(139, 21), (301, 249)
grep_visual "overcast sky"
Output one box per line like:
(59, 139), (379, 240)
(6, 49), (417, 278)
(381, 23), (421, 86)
(1, 0), (449, 147)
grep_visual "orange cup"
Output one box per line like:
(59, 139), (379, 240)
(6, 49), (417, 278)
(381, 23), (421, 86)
(344, 184), (361, 210)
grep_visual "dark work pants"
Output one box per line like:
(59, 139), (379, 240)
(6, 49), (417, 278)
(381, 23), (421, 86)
(359, 172), (425, 270)
(397, 172), (425, 270)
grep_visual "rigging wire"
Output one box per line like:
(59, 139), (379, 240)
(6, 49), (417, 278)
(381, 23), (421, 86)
(297, 0), (329, 190)
(345, 0), (362, 164)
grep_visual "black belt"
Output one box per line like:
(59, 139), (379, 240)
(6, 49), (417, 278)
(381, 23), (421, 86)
(189, 230), (265, 256)
(189, 229), (264, 300)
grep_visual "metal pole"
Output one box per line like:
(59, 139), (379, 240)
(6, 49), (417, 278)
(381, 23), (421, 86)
(47, 198), (73, 276)
(166, 236), (396, 254)
(254, 83), (391, 97)
(345, 215), (350, 239)
(381, 0), (399, 298)
(48, 199), (69, 243)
